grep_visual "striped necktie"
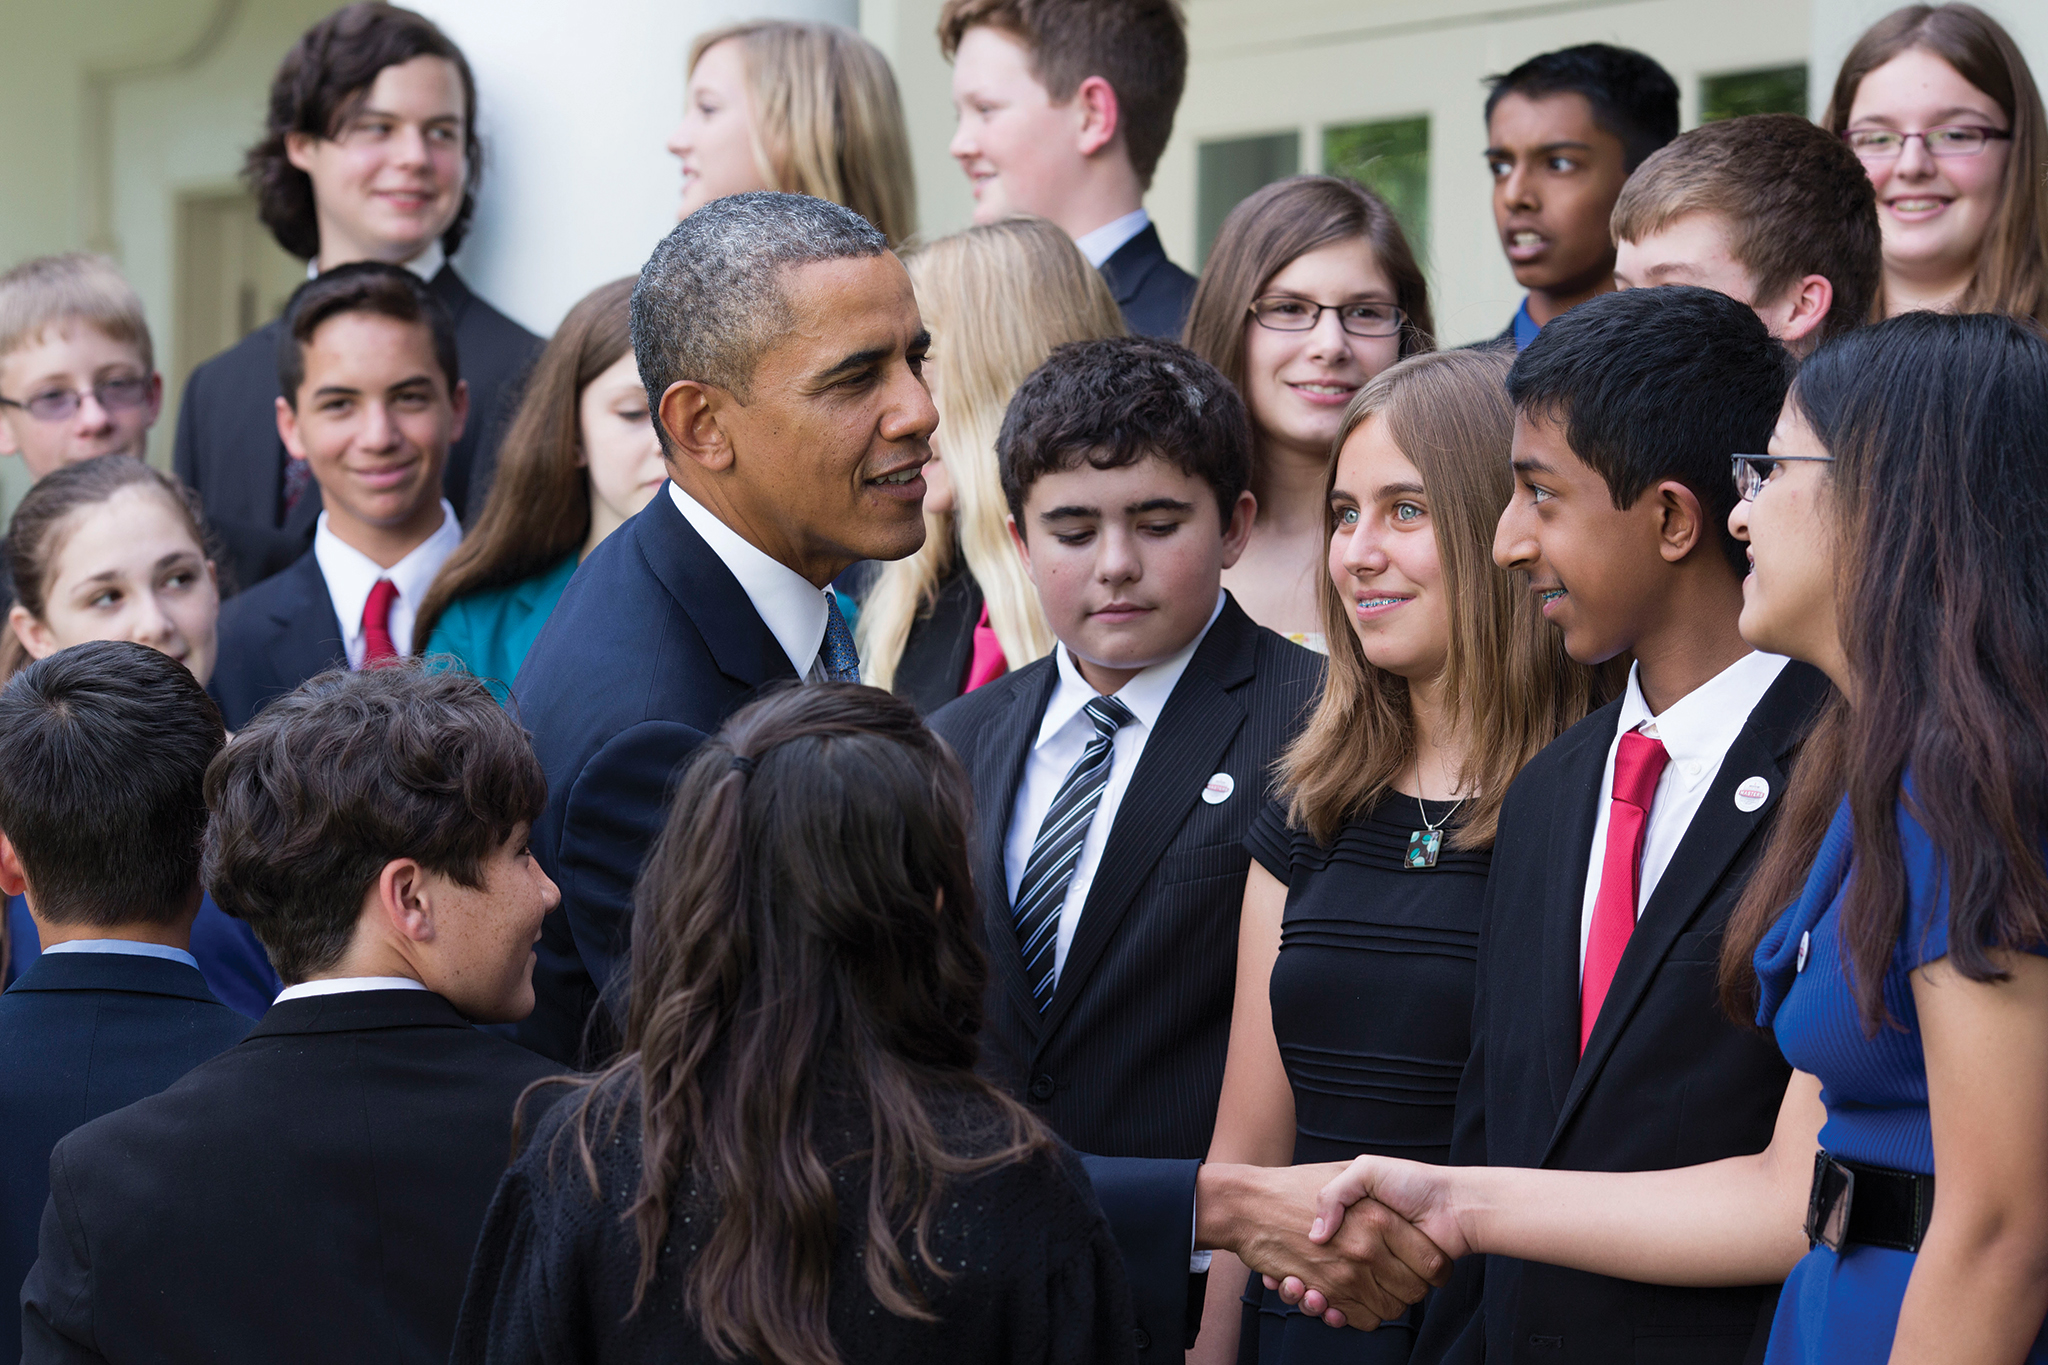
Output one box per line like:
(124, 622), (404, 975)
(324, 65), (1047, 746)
(1012, 694), (1134, 1010)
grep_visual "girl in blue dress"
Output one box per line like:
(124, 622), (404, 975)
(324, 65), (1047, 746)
(1299, 311), (2048, 1363)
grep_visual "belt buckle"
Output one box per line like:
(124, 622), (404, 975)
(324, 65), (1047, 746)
(1804, 1151), (1855, 1251)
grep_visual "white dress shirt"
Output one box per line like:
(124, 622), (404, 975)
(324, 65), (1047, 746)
(314, 500), (462, 669)
(1072, 208), (1152, 269)
(667, 482), (837, 680)
(273, 975), (430, 1004)
(1577, 649), (1790, 974)
(305, 239), (445, 283)
(40, 938), (199, 970)
(1002, 592), (1224, 984)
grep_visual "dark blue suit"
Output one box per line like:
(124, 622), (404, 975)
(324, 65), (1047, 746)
(207, 547), (345, 731)
(0, 951), (247, 1362)
(4, 896), (278, 1020)
(1100, 224), (1197, 340)
(509, 486), (799, 1064)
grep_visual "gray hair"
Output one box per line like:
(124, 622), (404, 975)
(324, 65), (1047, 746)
(630, 191), (889, 422)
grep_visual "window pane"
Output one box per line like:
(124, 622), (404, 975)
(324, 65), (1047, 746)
(1198, 131), (1302, 268)
(1700, 65), (1809, 122)
(1323, 116), (1431, 266)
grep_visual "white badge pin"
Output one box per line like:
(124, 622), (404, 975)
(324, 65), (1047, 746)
(1734, 776), (1771, 813)
(1202, 772), (1235, 805)
(1797, 930), (1810, 974)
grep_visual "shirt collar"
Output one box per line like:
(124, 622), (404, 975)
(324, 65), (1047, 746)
(1073, 208), (1152, 269)
(313, 500), (461, 642)
(667, 481), (830, 678)
(305, 240), (446, 283)
(1618, 650), (1791, 790)
(39, 938), (198, 970)
(273, 976), (431, 1005)
(1034, 590), (1225, 749)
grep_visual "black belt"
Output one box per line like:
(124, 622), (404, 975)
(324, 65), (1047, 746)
(1805, 1150), (1935, 1253)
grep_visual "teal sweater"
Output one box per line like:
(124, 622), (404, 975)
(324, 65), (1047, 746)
(423, 552), (578, 699)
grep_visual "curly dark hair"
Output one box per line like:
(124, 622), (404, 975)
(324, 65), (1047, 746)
(243, 3), (481, 261)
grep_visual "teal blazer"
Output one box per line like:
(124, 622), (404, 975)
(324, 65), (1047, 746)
(424, 553), (578, 698)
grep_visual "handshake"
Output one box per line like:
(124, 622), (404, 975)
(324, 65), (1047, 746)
(1199, 1155), (1468, 1329)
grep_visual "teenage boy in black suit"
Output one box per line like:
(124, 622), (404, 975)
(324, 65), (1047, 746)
(209, 262), (467, 730)
(939, 0), (1196, 337)
(176, 3), (539, 592)
(0, 642), (248, 1365)
(932, 336), (1321, 1159)
(19, 665), (562, 1365)
(1295, 286), (1825, 1361)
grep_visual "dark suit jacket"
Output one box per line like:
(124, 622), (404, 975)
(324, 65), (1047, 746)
(892, 561), (983, 715)
(1415, 662), (1831, 1365)
(1100, 224), (1197, 340)
(0, 953), (247, 1364)
(509, 487), (799, 1063)
(206, 545), (344, 731)
(173, 265), (540, 593)
(19, 989), (561, 1365)
(928, 595), (1322, 1159)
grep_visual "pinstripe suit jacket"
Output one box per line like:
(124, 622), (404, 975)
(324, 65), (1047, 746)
(930, 595), (1323, 1159)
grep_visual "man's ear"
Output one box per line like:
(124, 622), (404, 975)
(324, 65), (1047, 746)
(1777, 274), (1835, 348)
(658, 380), (735, 474)
(1072, 75), (1121, 159)
(1007, 512), (1033, 573)
(1218, 490), (1258, 570)
(447, 377), (470, 444)
(0, 831), (29, 899)
(375, 857), (436, 945)
(275, 395), (306, 461)
(1651, 478), (1708, 563)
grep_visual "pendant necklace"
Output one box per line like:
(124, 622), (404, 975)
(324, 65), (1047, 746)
(1405, 787), (1468, 870)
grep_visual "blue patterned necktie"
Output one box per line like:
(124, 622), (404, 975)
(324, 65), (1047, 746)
(819, 591), (861, 683)
(1012, 694), (1135, 1010)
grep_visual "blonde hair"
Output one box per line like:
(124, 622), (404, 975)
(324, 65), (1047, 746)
(1279, 349), (1607, 847)
(0, 253), (153, 373)
(690, 22), (917, 248)
(858, 218), (1126, 691)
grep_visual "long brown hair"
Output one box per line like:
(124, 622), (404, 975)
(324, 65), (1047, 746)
(1721, 312), (2048, 1028)
(859, 217), (1124, 690)
(414, 278), (633, 646)
(549, 684), (1049, 1365)
(2, 455), (213, 683)
(690, 22), (917, 247)
(1184, 175), (1434, 500)
(1822, 3), (2048, 325)
(1278, 349), (1606, 847)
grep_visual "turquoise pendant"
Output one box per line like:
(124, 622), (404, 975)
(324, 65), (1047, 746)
(1405, 829), (1442, 869)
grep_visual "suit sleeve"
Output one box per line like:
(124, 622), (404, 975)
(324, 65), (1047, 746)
(1076, 1155), (1198, 1360)
(557, 719), (712, 999)
(19, 1148), (113, 1365)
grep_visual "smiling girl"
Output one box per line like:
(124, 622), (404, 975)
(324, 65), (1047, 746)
(1184, 176), (1434, 647)
(1824, 4), (2048, 324)
(1192, 349), (1606, 1364)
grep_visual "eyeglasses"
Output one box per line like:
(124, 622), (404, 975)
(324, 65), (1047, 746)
(1840, 125), (2012, 160)
(1731, 454), (1834, 501)
(0, 375), (151, 423)
(1249, 296), (1407, 339)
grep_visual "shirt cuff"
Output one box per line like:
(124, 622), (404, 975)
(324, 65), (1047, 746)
(1191, 1195), (1212, 1272)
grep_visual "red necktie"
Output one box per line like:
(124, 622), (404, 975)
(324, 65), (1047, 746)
(361, 579), (401, 668)
(1581, 729), (1670, 1053)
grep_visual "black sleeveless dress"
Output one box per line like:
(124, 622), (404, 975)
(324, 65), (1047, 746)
(1238, 794), (1489, 1365)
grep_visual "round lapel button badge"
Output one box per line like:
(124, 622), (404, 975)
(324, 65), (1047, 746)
(1202, 772), (1235, 805)
(1734, 776), (1771, 813)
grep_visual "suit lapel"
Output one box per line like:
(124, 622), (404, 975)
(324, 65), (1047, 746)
(267, 553), (347, 683)
(1035, 602), (1256, 1046)
(974, 662), (1061, 1040)
(1538, 714), (1615, 1117)
(1098, 225), (1163, 306)
(637, 487), (799, 691)
(1545, 663), (1831, 1158)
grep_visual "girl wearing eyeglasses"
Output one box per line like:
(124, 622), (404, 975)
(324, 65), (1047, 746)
(1184, 176), (1434, 651)
(1825, 3), (2048, 325)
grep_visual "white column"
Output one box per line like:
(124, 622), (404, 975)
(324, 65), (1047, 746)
(415, 0), (857, 337)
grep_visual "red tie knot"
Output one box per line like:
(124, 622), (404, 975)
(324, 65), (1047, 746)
(1611, 730), (1670, 812)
